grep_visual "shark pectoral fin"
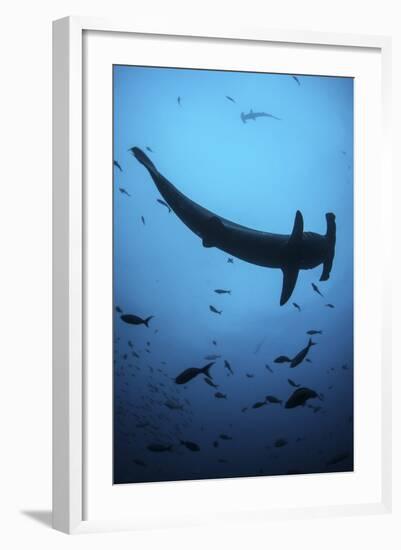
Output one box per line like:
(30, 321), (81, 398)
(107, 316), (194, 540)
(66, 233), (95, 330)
(280, 211), (303, 304)
(320, 213), (336, 281)
(288, 210), (304, 245)
(202, 216), (225, 248)
(280, 267), (299, 305)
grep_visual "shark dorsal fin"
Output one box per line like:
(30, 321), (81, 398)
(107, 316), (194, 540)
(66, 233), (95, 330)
(280, 267), (299, 306)
(288, 210), (304, 245)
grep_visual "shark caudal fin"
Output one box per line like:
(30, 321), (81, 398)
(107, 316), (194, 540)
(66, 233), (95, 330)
(320, 213), (336, 281)
(131, 147), (158, 174)
(280, 211), (303, 305)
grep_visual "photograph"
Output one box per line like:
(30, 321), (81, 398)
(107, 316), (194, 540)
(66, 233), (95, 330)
(112, 64), (354, 484)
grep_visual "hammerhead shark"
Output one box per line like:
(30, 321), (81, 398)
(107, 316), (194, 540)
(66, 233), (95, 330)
(132, 148), (336, 305)
(240, 109), (281, 123)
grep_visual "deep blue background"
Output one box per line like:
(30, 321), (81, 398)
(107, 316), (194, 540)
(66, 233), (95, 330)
(113, 65), (354, 484)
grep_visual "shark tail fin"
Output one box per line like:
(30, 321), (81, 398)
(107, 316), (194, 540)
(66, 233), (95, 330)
(309, 338), (316, 347)
(320, 213), (336, 281)
(132, 147), (158, 175)
(202, 362), (215, 378)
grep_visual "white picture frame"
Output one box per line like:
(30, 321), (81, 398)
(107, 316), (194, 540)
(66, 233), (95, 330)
(52, 16), (392, 534)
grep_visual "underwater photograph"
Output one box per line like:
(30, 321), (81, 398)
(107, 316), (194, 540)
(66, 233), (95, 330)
(113, 65), (354, 484)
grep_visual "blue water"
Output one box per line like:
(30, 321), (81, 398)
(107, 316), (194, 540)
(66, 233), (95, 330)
(113, 65), (353, 484)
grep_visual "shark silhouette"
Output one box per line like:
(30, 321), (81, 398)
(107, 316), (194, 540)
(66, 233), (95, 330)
(132, 148), (336, 305)
(241, 109), (281, 123)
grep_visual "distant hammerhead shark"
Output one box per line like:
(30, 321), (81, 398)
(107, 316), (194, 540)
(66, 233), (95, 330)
(132, 148), (336, 305)
(240, 109), (281, 123)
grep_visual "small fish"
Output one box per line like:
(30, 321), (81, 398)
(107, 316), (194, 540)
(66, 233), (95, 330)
(115, 306), (123, 313)
(180, 440), (200, 452)
(146, 146), (154, 153)
(265, 364), (274, 373)
(219, 434), (232, 440)
(274, 438), (288, 448)
(241, 407), (248, 413)
(225, 95), (236, 103)
(113, 160), (123, 172)
(141, 216), (146, 225)
(305, 358), (312, 363)
(204, 354), (221, 360)
(227, 257), (234, 264)
(265, 395), (282, 404)
(325, 303), (335, 308)
(119, 187), (131, 197)
(274, 355), (292, 364)
(177, 96), (181, 106)
(133, 459), (146, 467)
(281, 338), (316, 369)
(121, 314), (154, 327)
(147, 443), (173, 453)
(212, 340), (217, 346)
(214, 289), (231, 295)
(288, 378), (300, 388)
(175, 362), (215, 385)
(254, 336), (267, 354)
(127, 340), (133, 348)
(326, 452), (350, 466)
(156, 199), (171, 213)
(285, 387), (318, 408)
(292, 75), (301, 85)
(224, 360), (233, 375)
(209, 305), (222, 315)
(164, 400), (183, 411)
(246, 373), (254, 378)
(307, 330), (322, 335)
(292, 302), (301, 312)
(136, 422), (149, 429)
(132, 351), (140, 358)
(252, 401), (267, 409)
(214, 392), (227, 399)
(342, 364), (349, 370)
(311, 282), (324, 297)
(204, 377), (219, 388)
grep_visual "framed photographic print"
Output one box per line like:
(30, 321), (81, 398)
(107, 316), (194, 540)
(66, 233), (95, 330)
(52, 17), (392, 534)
